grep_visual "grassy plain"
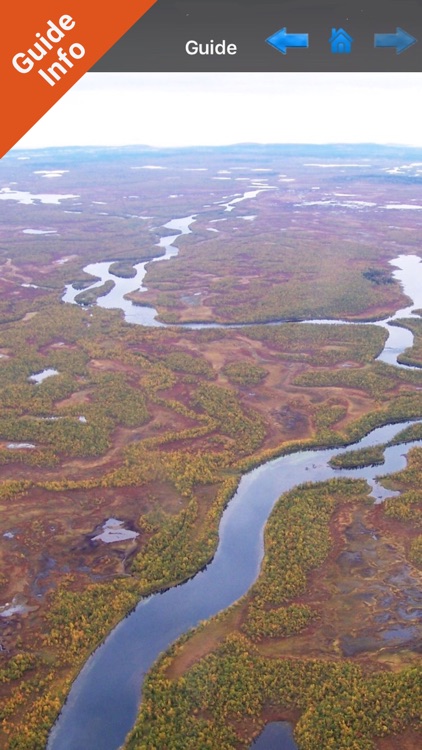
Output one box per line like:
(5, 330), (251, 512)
(0, 145), (421, 749)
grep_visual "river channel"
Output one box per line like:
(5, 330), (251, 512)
(63, 191), (422, 368)
(47, 420), (422, 750)
(49, 192), (422, 750)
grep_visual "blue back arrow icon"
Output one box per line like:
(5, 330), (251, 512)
(266, 27), (309, 55)
(374, 27), (417, 54)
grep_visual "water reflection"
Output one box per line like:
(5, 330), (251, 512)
(251, 722), (297, 750)
(62, 189), (272, 327)
(47, 421), (422, 750)
(51, 196), (422, 750)
(63, 212), (422, 370)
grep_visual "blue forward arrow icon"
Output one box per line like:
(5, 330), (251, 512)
(266, 27), (309, 55)
(374, 27), (417, 54)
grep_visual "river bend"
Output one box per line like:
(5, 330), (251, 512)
(63, 191), (422, 370)
(49, 190), (422, 750)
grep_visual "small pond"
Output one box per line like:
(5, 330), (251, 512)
(92, 519), (139, 544)
(29, 368), (59, 384)
(251, 722), (297, 749)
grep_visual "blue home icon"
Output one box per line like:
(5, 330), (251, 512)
(329, 28), (353, 54)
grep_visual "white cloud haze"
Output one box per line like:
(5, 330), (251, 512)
(14, 72), (422, 150)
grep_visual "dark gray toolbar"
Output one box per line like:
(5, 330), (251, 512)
(92, 0), (422, 73)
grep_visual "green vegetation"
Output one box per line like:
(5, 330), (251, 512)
(1, 147), (422, 749)
(242, 479), (369, 640)
(192, 383), (266, 454)
(71, 275), (101, 290)
(393, 318), (422, 367)
(0, 414), (110, 457)
(125, 634), (421, 750)
(388, 422), (422, 445)
(161, 351), (214, 380)
(0, 654), (36, 685)
(311, 401), (347, 434)
(222, 361), (268, 386)
(384, 491), (422, 526)
(0, 447), (58, 468)
(329, 445), (385, 469)
(132, 478), (239, 590)
(409, 535), (422, 565)
(362, 267), (395, 285)
(381, 445), (422, 492)
(243, 602), (316, 641)
(376, 445), (422, 572)
(43, 577), (141, 663)
(109, 261), (138, 278)
(124, 470), (420, 750)
(142, 224), (406, 323)
(1, 283), (419, 750)
(344, 393), (422, 441)
(92, 373), (149, 427)
(246, 323), (387, 366)
(381, 446), (422, 529)
(293, 355), (422, 399)
(74, 279), (115, 305)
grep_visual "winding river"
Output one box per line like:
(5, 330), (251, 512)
(63, 191), (422, 369)
(49, 191), (422, 750)
(62, 189), (269, 328)
(47, 421), (422, 750)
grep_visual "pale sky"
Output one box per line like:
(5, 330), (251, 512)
(14, 72), (422, 150)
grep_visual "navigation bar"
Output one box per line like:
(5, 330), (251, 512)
(265, 26), (417, 57)
(92, 0), (422, 73)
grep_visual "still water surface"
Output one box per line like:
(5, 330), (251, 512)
(47, 421), (422, 750)
(51, 192), (422, 749)
(251, 722), (297, 750)
(63, 198), (422, 373)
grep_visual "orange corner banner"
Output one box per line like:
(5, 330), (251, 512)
(1, 1), (158, 157)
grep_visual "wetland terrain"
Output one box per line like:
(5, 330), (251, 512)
(0, 144), (421, 749)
